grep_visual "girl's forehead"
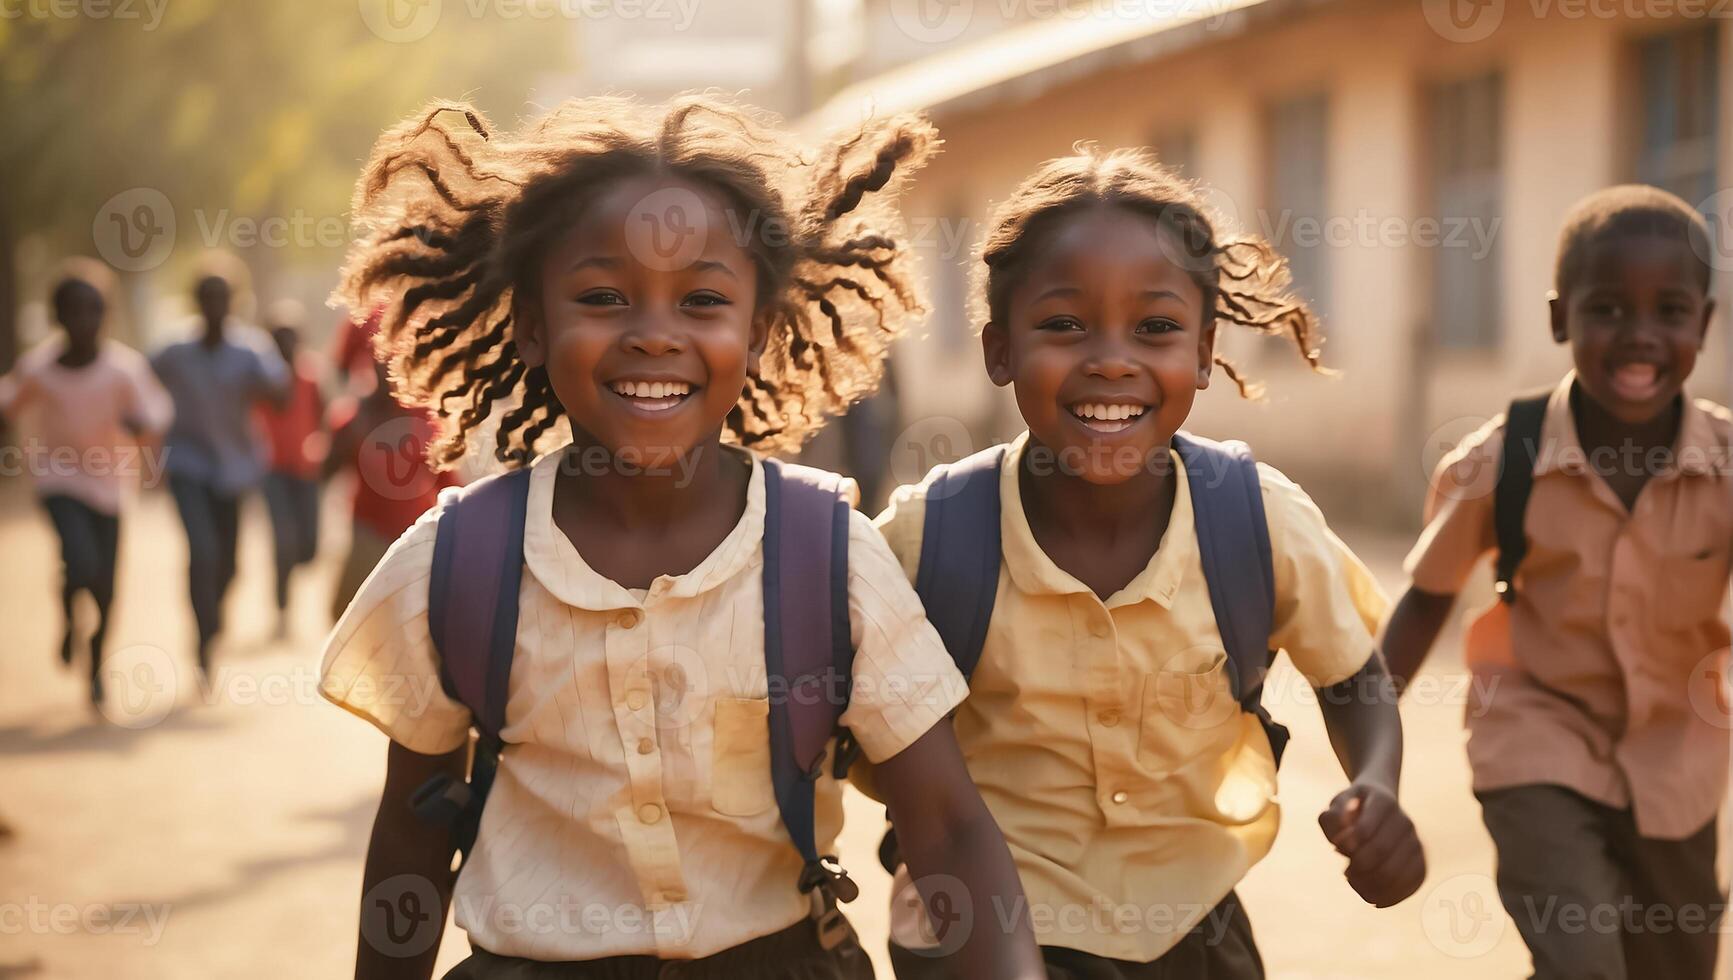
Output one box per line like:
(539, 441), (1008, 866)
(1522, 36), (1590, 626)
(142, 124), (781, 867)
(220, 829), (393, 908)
(547, 172), (752, 270)
(1013, 205), (1204, 295)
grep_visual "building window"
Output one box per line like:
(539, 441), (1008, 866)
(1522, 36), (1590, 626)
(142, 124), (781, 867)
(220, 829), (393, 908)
(1429, 73), (1503, 350)
(1265, 94), (1330, 322)
(1637, 27), (1720, 209)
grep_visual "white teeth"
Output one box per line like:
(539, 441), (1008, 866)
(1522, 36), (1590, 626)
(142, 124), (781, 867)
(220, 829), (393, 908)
(1072, 403), (1145, 421)
(611, 380), (691, 399)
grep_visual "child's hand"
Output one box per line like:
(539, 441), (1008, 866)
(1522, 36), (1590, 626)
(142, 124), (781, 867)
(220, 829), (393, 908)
(1318, 782), (1426, 908)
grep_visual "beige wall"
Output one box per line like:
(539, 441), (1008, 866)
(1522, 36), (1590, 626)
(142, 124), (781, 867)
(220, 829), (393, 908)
(876, 0), (1731, 522)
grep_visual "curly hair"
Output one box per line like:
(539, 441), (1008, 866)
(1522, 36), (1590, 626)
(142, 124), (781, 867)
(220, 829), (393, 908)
(974, 146), (1325, 397)
(334, 95), (937, 469)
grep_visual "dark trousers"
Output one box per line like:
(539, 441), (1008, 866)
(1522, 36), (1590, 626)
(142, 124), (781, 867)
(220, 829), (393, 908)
(168, 475), (241, 669)
(890, 891), (1263, 980)
(260, 472), (319, 611)
(41, 494), (120, 694)
(443, 916), (874, 980)
(1479, 784), (1724, 980)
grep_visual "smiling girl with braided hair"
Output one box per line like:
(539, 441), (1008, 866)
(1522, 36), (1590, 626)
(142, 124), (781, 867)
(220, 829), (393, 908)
(318, 95), (1041, 980)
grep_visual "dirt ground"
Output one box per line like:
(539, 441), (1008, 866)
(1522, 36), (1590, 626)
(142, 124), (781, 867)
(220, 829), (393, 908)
(0, 477), (1723, 978)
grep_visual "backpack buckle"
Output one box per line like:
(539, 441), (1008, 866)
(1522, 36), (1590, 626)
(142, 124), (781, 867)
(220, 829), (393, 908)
(409, 773), (472, 826)
(831, 729), (862, 779)
(799, 856), (860, 904)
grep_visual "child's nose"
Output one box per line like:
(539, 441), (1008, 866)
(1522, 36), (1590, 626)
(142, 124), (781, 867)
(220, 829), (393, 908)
(620, 315), (685, 357)
(1083, 337), (1139, 379)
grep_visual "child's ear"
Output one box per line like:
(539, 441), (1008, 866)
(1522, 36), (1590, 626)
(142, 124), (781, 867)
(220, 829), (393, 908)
(1697, 299), (1716, 348)
(513, 295), (547, 368)
(1547, 290), (1568, 344)
(1195, 321), (1218, 389)
(982, 320), (1012, 387)
(747, 311), (771, 378)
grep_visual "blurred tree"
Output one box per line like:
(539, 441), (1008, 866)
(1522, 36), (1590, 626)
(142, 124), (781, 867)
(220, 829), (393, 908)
(0, 0), (567, 368)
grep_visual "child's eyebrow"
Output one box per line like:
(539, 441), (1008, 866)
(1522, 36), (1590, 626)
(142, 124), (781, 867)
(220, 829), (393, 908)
(690, 259), (738, 280)
(566, 256), (624, 273)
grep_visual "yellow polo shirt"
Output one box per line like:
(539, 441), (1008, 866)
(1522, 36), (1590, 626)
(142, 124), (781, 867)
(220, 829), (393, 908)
(871, 432), (1388, 962)
(320, 443), (967, 961)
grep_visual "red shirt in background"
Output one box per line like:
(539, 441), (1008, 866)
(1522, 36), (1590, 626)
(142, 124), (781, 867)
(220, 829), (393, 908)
(328, 395), (459, 541)
(255, 352), (326, 480)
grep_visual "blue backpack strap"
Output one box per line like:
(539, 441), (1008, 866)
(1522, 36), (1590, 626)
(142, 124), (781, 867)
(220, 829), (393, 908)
(1172, 432), (1289, 766)
(1493, 392), (1550, 605)
(411, 467), (532, 862)
(760, 458), (859, 920)
(912, 445), (1009, 680)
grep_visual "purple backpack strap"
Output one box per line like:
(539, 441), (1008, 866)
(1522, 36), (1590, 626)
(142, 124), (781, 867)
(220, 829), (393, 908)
(912, 445), (1008, 680)
(760, 458), (859, 918)
(1171, 431), (1288, 764)
(412, 467), (532, 860)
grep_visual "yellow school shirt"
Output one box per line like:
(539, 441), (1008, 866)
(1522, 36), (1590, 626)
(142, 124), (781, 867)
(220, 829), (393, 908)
(319, 443), (967, 961)
(872, 432), (1389, 962)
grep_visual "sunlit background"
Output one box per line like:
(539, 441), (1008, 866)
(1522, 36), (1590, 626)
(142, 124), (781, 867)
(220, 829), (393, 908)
(2, 3), (1728, 977)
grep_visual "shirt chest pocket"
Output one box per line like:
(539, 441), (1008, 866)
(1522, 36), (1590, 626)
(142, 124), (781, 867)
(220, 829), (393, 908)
(1137, 651), (1241, 775)
(710, 697), (775, 816)
(1657, 547), (1732, 632)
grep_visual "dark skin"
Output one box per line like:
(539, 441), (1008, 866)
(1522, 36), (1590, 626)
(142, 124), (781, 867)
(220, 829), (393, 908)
(983, 205), (1425, 910)
(356, 176), (1042, 980)
(1385, 232), (1714, 693)
(0, 282), (105, 435)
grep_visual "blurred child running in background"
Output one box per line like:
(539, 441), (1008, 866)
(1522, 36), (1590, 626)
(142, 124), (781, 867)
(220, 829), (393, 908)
(0, 258), (173, 707)
(254, 299), (328, 638)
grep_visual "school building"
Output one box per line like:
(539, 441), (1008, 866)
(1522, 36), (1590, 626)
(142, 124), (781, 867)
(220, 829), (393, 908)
(808, 0), (1732, 522)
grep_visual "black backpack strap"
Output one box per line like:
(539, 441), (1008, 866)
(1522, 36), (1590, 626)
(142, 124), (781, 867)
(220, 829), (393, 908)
(1172, 432), (1288, 766)
(912, 445), (1009, 681)
(761, 459), (859, 919)
(1494, 393), (1550, 605)
(411, 467), (532, 863)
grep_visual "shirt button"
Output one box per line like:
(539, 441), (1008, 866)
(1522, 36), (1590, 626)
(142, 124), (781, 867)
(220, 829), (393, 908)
(616, 609), (643, 629)
(1097, 710), (1121, 728)
(1110, 790), (1129, 805)
(638, 803), (663, 824)
(626, 690), (649, 711)
(637, 738), (655, 755)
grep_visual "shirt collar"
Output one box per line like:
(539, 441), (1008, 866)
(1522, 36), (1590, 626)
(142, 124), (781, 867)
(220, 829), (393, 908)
(998, 431), (1193, 609)
(1533, 370), (1726, 480)
(521, 442), (767, 611)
